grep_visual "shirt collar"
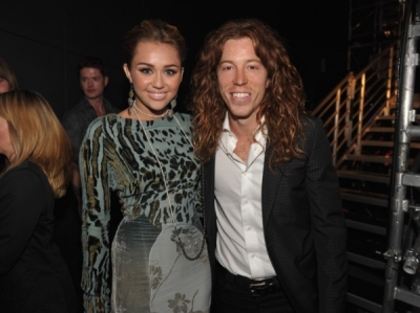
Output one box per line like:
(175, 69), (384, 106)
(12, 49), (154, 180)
(221, 112), (267, 152)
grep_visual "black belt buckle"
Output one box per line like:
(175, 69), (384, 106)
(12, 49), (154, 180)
(249, 280), (275, 297)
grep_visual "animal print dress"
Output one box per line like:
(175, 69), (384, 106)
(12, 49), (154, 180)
(79, 113), (211, 313)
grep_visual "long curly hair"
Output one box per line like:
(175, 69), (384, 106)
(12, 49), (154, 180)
(190, 19), (307, 167)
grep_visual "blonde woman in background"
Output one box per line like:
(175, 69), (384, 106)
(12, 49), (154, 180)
(0, 90), (77, 313)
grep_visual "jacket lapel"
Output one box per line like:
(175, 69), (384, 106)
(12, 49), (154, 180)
(203, 158), (216, 238)
(261, 144), (283, 228)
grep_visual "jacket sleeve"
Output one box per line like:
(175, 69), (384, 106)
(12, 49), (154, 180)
(305, 117), (348, 313)
(0, 168), (48, 276)
(79, 118), (112, 313)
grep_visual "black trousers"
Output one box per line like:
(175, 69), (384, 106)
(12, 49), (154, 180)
(211, 262), (296, 313)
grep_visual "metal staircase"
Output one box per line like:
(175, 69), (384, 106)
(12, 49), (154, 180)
(312, 41), (402, 312)
(310, 1), (420, 311)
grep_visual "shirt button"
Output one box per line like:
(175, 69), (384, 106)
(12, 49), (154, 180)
(242, 171), (247, 176)
(247, 226), (251, 231)
(251, 253), (256, 258)
(244, 199), (249, 204)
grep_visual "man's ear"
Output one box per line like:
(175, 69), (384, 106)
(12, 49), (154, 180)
(181, 67), (184, 82)
(123, 64), (132, 82)
(104, 76), (109, 87)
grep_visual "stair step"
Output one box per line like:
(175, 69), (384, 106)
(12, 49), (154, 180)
(344, 154), (415, 166)
(345, 219), (387, 236)
(344, 154), (393, 164)
(375, 115), (395, 121)
(361, 140), (420, 148)
(337, 170), (390, 183)
(346, 293), (382, 313)
(347, 252), (386, 269)
(341, 189), (388, 207)
(375, 114), (420, 121)
(361, 140), (395, 147)
(366, 127), (395, 133)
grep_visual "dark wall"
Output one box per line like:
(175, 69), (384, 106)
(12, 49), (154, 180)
(0, 0), (349, 118)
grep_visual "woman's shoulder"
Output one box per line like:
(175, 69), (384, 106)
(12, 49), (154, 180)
(85, 113), (121, 135)
(175, 112), (192, 120)
(3, 161), (44, 178)
(0, 162), (50, 194)
(174, 112), (192, 125)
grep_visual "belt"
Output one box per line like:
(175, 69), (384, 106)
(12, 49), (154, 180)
(216, 262), (281, 297)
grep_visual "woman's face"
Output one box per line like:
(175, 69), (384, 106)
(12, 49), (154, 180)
(0, 116), (14, 161)
(0, 77), (11, 94)
(123, 41), (183, 117)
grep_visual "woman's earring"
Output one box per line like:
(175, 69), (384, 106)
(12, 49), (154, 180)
(127, 83), (134, 114)
(168, 96), (177, 118)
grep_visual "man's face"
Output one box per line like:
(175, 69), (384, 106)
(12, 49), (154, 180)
(79, 67), (108, 100)
(217, 37), (269, 124)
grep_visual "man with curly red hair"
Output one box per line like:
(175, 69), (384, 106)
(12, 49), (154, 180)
(191, 19), (347, 313)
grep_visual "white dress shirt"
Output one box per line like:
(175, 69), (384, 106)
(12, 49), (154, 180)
(214, 114), (276, 280)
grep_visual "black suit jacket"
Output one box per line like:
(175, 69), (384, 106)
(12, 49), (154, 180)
(203, 116), (347, 313)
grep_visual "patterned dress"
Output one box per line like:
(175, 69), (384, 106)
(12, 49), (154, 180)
(79, 113), (211, 313)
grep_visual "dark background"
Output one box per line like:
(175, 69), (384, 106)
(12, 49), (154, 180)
(0, 0), (349, 119)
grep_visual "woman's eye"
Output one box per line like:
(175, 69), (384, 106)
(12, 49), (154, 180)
(165, 69), (177, 75)
(139, 68), (152, 74)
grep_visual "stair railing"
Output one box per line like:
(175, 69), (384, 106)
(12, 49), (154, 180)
(312, 41), (399, 168)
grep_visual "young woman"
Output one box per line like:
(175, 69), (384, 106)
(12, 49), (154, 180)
(80, 19), (211, 313)
(0, 90), (77, 313)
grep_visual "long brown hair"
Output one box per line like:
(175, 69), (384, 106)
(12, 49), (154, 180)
(191, 19), (307, 167)
(0, 90), (72, 198)
(124, 19), (186, 68)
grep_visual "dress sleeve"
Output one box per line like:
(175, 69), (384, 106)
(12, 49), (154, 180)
(79, 118), (112, 313)
(304, 117), (348, 313)
(0, 168), (48, 276)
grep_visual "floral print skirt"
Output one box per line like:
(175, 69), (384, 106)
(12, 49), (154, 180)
(111, 215), (211, 313)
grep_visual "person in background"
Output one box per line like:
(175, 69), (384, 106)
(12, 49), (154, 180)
(80, 19), (211, 313)
(62, 56), (119, 215)
(191, 18), (347, 313)
(0, 57), (18, 171)
(61, 56), (120, 313)
(0, 90), (77, 313)
(0, 57), (18, 94)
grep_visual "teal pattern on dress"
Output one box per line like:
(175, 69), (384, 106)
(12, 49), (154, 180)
(80, 113), (211, 313)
